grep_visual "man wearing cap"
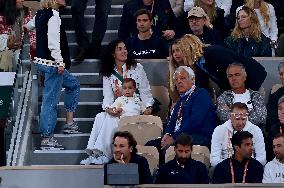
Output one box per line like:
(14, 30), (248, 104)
(180, 7), (223, 45)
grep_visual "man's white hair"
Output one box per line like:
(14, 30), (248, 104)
(173, 66), (195, 80)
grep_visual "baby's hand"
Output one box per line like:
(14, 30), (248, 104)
(143, 107), (152, 115)
(116, 108), (123, 113)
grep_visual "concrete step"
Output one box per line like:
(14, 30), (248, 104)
(66, 29), (118, 44)
(70, 73), (102, 85)
(62, 5), (123, 15)
(62, 15), (121, 31)
(32, 117), (94, 133)
(69, 59), (101, 73)
(60, 87), (103, 102)
(32, 134), (89, 150)
(30, 150), (88, 165)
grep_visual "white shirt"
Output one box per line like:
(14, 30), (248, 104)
(236, 3), (278, 41)
(263, 158), (284, 183)
(184, 0), (232, 16)
(102, 63), (154, 110)
(210, 120), (266, 166)
(111, 95), (145, 117)
(232, 89), (253, 110)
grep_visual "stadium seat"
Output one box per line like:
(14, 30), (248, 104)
(165, 145), (210, 168)
(118, 115), (163, 145)
(136, 145), (159, 174)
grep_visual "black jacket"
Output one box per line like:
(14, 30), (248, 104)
(105, 153), (153, 184)
(118, 0), (177, 40)
(155, 158), (209, 184)
(182, 26), (224, 46)
(225, 34), (272, 57)
(213, 157), (263, 183)
(194, 45), (267, 91)
(35, 8), (71, 69)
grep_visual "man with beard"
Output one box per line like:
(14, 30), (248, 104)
(179, 6), (223, 45)
(155, 133), (209, 184)
(263, 133), (284, 183)
(104, 131), (152, 184)
(213, 131), (263, 183)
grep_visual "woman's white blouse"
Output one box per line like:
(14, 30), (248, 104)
(102, 63), (154, 110)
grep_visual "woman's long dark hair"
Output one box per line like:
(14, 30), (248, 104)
(4, 0), (29, 25)
(100, 39), (137, 77)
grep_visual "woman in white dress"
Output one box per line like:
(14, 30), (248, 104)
(80, 40), (154, 165)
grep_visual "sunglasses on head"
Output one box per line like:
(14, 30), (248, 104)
(231, 112), (249, 120)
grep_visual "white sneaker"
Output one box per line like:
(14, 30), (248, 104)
(90, 155), (109, 164)
(80, 156), (95, 165)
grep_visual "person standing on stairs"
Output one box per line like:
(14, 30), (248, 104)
(71, 0), (111, 62)
(29, 0), (81, 150)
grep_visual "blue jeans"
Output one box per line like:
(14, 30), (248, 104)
(35, 64), (80, 137)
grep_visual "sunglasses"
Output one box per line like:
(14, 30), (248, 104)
(231, 112), (249, 120)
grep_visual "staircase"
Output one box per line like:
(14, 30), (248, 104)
(27, 0), (126, 165)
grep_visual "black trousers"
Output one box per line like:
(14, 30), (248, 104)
(71, 0), (111, 49)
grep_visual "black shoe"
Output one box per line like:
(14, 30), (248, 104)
(73, 48), (89, 62)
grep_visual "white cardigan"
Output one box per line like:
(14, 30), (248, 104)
(102, 63), (154, 110)
(184, 0), (232, 16)
(236, 3), (278, 41)
(210, 120), (266, 166)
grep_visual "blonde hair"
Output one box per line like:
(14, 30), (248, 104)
(194, 0), (217, 22)
(40, 0), (58, 9)
(231, 6), (262, 42)
(245, 0), (270, 27)
(169, 34), (207, 91)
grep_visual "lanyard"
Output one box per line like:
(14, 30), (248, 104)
(230, 159), (249, 183)
(176, 86), (196, 120)
(114, 66), (128, 97)
(227, 130), (231, 158)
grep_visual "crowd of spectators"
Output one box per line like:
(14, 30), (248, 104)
(3, 0), (284, 185)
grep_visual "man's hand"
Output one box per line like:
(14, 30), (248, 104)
(57, 66), (65, 74)
(279, 113), (284, 124)
(161, 134), (174, 149)
(204, 15), (213, 29)
(113, 154), (125, 164)
(162, 30), (175, 40)
(7, 35), (21, 49)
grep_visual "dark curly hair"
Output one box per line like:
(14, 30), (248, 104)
(100, 39), (137, 77)
(4, 0), (29, 25)
(112, 131), (138, 154)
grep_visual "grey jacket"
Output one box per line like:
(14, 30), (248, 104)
(216, 89), (267, 126)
